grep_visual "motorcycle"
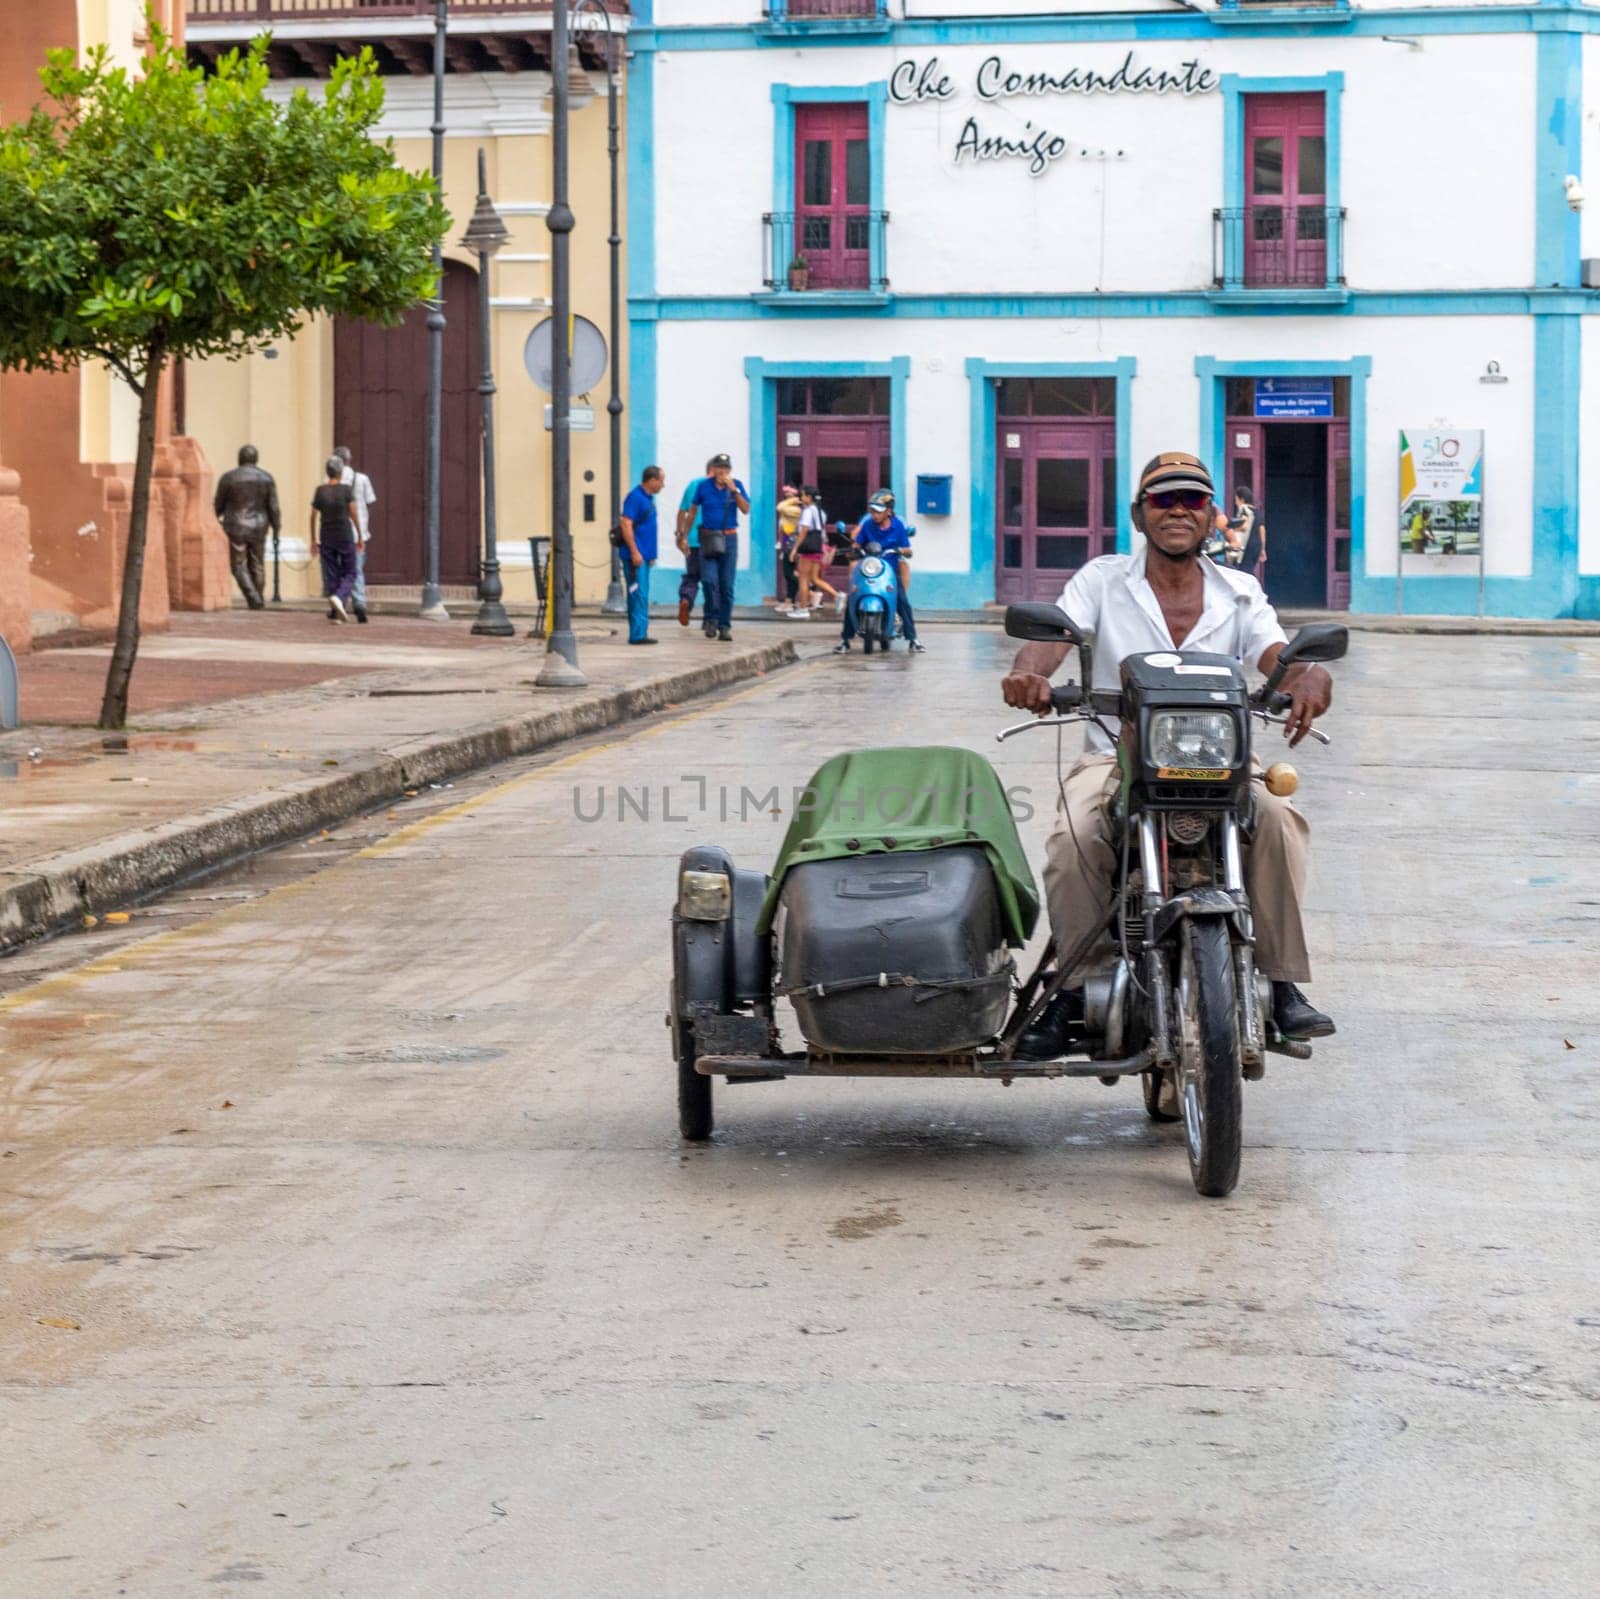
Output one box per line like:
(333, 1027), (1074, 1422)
(667, 604), (1347, 1198)
(841, 531), (912, 655)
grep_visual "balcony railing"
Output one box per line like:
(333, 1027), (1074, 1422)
(762, 211), (889, 294)
(1213, 205), (1346, 291)
(766, 0), (886, 19)
(188, 1), (552, 19)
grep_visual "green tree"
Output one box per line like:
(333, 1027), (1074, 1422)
(0, 19), (446, 727)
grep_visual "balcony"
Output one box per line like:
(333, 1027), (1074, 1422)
(759, 0), (890, 37)
(188, 2), (559, 16)
(186, 1), (626, 77)
(1212, 205), (1347, 304)
(769, 0), (884, 15)
(761, 211), (890, 302)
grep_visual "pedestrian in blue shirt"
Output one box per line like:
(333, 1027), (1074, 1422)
(834, 491), (925, 653)
(619, 465), (664, 645)
(691, 452), (750, 641)
(674, 457), (719, 631)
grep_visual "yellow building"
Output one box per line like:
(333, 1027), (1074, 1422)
(183, 1), (631, 610)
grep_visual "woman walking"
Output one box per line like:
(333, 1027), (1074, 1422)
(790, 486), (841, 617)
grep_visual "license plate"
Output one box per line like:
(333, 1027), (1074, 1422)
(1157, 768), (1232, 781)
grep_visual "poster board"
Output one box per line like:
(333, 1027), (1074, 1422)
(1397, 428), (1485, 614)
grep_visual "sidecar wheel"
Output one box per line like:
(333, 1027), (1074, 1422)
(1178, 920), (1243, 1198)
(678, 1055), (713, 1142)
(1142, 1068), (1180, 1121)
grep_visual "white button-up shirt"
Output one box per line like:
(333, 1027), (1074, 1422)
(1055, 552), (1288, 753)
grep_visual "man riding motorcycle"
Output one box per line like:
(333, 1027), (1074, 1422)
(1001, 451), (1336, 1060)
(833, 490), (924, 654)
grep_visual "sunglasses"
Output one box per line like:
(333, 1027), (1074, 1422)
(1144, 489), (1211, 511)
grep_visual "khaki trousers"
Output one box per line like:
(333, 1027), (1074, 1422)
(1042, 754), (1312, 984)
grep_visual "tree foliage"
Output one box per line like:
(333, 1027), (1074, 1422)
(0, 17), (447, 725)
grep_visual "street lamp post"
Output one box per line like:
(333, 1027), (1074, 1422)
(419, 0), (450, 622)
(462, 149), (514, 637)
(535, 0), (588, 686)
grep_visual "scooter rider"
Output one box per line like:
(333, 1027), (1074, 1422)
(1000, 450), (1336, 1058)
(832, 490), (925, 654)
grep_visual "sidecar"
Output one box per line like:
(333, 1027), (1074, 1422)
(668, 745), (1135, 1140)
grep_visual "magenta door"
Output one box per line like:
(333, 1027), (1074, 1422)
(996, 419), (1116, 603)
(796, 103), (871, 290)
(1244, 94), (1327, 287)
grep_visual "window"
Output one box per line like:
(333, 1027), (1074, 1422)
(996, 378), (1116, 417)
(1242, 94), (1328, 288)
(795, 103), (872, 290)
(776, 377), (889, 416)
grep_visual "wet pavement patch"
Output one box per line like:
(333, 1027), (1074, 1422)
(329, 1045), (507, 1066)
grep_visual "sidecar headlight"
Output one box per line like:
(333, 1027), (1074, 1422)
(678, 870), (731, 921)
(1148, 711), (1238, 771)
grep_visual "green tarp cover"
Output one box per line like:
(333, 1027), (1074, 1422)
(757, 746), (1039, 946)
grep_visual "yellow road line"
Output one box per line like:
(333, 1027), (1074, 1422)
(0, 665), (806, 1014)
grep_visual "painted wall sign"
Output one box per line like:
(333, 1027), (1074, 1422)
(1254, 377), (1333, 419)
(890, 51), (1216, 180)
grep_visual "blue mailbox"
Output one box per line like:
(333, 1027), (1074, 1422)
(916, 473), (952, 516)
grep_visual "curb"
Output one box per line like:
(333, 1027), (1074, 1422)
(0, 639), (800, 952)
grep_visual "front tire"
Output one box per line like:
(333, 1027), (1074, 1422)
(678, 1055), (713, 1141)
(1177, 920), (1243, 1197)
(861, 609), (883, 655)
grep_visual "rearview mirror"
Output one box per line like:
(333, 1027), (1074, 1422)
(1279, 622), (1349, 666)
(1004, 603), (1086, 645)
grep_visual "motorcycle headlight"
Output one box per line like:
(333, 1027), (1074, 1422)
(1148, 710), (1238, 770)
(858, 557), (885, 579)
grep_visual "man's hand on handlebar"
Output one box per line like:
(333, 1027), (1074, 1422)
(1279, 663), (1333, 748)
(1001, 671), (1056, 715)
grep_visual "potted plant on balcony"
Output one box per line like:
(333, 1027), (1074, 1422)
(787, 254), (810, 292)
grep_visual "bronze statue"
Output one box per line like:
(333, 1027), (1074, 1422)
(212, 445), (282, 610)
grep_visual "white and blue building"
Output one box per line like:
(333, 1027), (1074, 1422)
(628, 0), (1600, 618)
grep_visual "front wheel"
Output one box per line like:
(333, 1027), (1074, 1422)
(861, 608), (884, 655)
(678, 1055), (713, 1141)
(1177, 920), (1243, 1197)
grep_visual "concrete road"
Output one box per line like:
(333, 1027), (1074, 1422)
(2, 628), (1597, 1597)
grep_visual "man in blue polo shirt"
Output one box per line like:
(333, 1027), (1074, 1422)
(619, 465), (664, 645)
(674, 457), (719, 632)
(691, 452), (750, 642)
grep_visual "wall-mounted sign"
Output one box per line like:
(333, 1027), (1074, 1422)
(1254, 377), (1333, 419)
(889, 51), (1216, 180)
(1400, 429), (1483, 555)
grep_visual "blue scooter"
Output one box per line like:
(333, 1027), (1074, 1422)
(847, 538), (899, 654)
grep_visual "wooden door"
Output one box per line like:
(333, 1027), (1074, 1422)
(1244, 94), (1327, 288)
(996, 419), (1115, 602)
(779, 408), (890, 592)
(1328, 420), (1351, 610)
(795, 103), (871, 291)
(334, 258), (482, 586)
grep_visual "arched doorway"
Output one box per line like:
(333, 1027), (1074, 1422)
(334, 258), (482, 587)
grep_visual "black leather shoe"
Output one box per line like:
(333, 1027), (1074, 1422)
(717, 630), (733, 642)
(1014, 989), (1084, 1062)
(1272, 982), (1335, 1040)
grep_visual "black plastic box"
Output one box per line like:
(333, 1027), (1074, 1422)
(775, 846), (1012, 1055)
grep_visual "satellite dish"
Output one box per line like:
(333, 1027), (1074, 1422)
(524, 315), (608, 393)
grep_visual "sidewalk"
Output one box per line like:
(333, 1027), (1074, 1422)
(0, 609), (807, 949)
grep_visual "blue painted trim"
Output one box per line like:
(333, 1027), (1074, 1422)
(631, 289), (1600, 322)
(1535, 32), (1582, 287)
(1195, 354), (1370, 601)
(965, 358), (1137, 601)
(1532, 312), (1581, 612)
(1219, 73), (1343, 292)
(633, 6), (1600, 53)
(743, 355), (910, 603)
(626, 42), (657, 511)
(770, 82), (890, 288)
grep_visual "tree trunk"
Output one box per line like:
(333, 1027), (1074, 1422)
(98, 341), (164, 731)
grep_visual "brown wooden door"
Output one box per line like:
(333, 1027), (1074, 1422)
(334, 258), (482, 586)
